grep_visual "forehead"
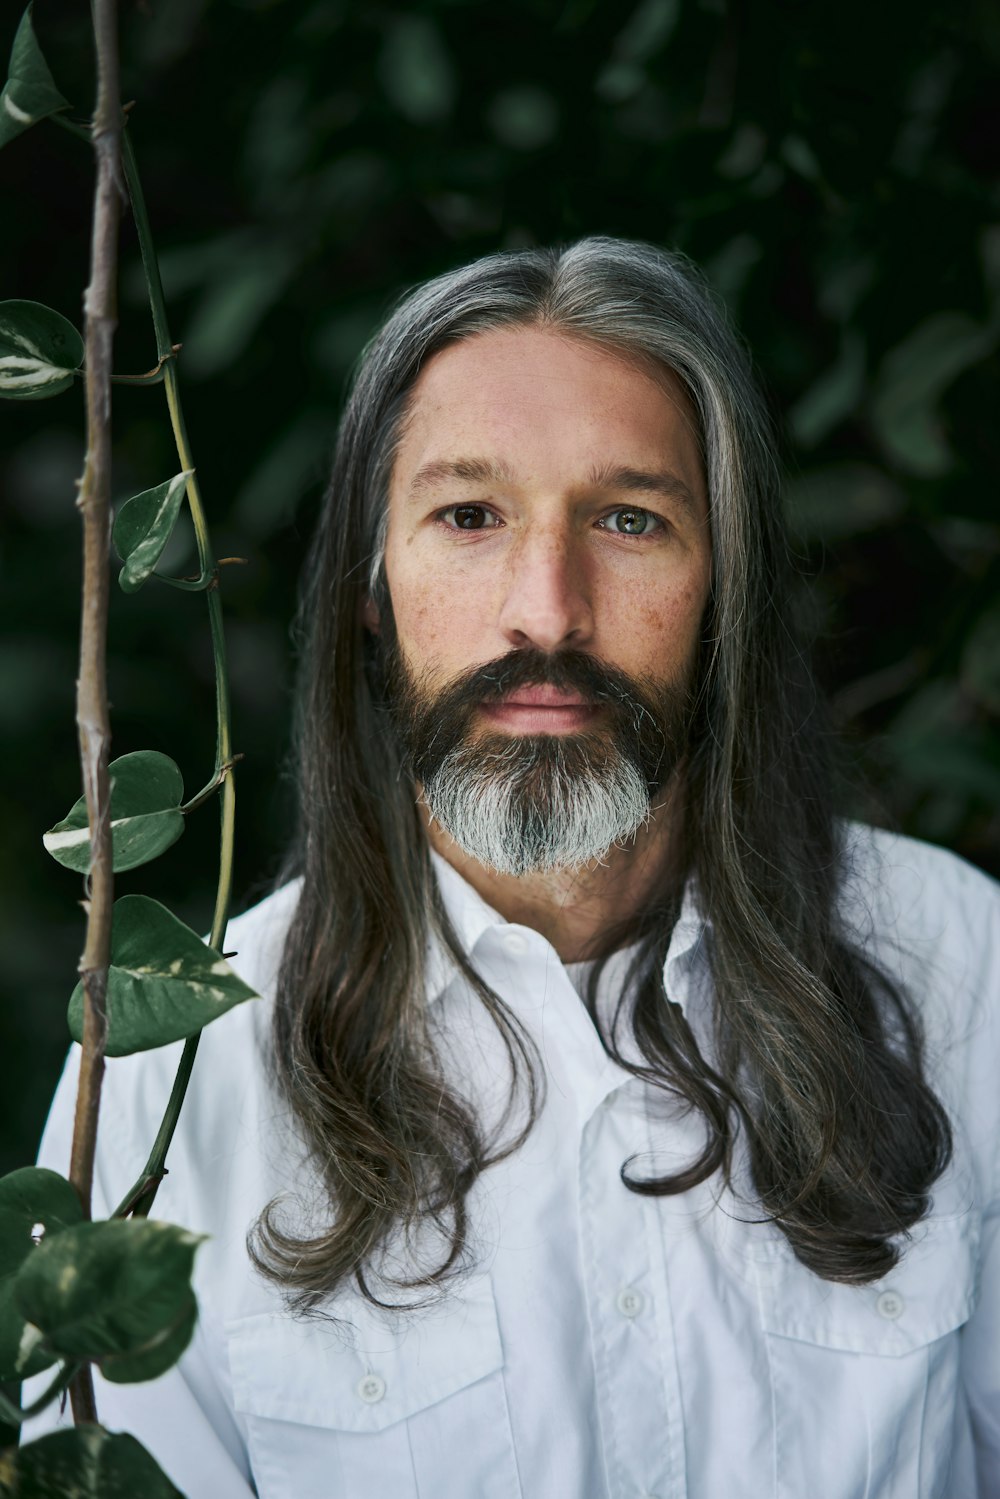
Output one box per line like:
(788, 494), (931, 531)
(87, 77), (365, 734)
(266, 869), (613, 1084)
(391, 324), (706, 507)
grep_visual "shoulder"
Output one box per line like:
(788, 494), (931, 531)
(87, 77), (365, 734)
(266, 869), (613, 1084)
(838, 821), (999, 976)
(841, 818), (999, 903)
(840, 824), (1000, 1210)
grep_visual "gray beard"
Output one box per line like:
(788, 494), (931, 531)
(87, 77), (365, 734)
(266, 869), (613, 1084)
(381, 635), (694, 879)
(421, 730), (653, 876)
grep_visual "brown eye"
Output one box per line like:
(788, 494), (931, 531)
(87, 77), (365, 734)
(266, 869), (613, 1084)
(453, 506), (490, 529)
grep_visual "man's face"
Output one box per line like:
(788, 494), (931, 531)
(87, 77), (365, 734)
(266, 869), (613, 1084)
(372, 324), (713, 874)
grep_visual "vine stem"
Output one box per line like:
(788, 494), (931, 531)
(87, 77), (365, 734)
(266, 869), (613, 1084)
(106, 125), (237, 1223)
(68, 0), (121, 1428)
(121, 125), (234, 879)
(0, 1360), (82, 1427)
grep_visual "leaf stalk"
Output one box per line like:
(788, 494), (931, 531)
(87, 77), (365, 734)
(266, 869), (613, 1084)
(0, 1360), (82, 1426)
(109, 346), (179, 385)
(181, 753), (244, 816)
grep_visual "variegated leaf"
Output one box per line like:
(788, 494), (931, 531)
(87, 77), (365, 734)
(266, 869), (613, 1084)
(43, 751), (185, 875)
(0, 299), (83, 401)
(67, 895), (259, 1055)
(0, 6), (70, 151)
(113, 472), (193, 591)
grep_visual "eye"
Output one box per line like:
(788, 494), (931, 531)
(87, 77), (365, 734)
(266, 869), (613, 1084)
(599, 506), (663, 537)
(439, 504), (502, 531)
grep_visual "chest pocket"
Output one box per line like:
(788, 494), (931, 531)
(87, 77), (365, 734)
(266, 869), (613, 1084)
(751, 1212), (980, 1499)
(227, 1274), (521, 1499)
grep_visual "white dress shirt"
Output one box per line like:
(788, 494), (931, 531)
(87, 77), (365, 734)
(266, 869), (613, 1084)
(22, 825), (1000, 1498)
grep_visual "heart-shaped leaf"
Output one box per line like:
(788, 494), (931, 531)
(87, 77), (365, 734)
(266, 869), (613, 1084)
(0, 300), (83, 401)
(112, 472), (192, 592)
(0, 1426), (184, 1498)
(0, 6), (71, 151)
(43, 751), (185, 875)
(67, 895), (259, 1056)
(101, 1291), (197, 1385)
(14, 1218), (203, 1381)
(871, 312), (997, 477)
(961, 602), (1000, 716)
(0, 1168), (82, 1381)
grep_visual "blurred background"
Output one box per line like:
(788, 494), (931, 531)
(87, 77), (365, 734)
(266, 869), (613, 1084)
(1, 0), (998, 1186)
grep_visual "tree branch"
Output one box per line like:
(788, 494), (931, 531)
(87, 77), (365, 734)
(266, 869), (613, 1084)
(68, 0), (122, 1428)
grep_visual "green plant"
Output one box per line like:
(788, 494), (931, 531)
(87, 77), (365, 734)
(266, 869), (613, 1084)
(0, 4), (257, 1489)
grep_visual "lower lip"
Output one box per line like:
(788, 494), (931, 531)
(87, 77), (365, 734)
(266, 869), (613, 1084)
(479, 702), (600, 734)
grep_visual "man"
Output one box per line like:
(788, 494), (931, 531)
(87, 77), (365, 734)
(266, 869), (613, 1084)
(25, 237), (1000, 1496)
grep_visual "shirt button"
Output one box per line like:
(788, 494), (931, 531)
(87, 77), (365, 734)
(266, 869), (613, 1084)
(503, 930), (528, 954)
(876, 1289), (904, 1320)
(616, 1287), (645, 1319)
(357, 1373), (386, 1403)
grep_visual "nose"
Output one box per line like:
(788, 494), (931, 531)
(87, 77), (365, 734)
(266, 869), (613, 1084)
(497, 527), (594, 652)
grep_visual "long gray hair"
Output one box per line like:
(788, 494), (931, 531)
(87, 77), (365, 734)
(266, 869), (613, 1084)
(250, 237), (951, 1307)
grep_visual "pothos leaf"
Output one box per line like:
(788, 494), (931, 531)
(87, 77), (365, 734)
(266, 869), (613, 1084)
(0, 1167), (83, 1381)
(67, 895), (259, 1056)
(14, 1218), (203, 1383)
(101, 1291), (198, 1385)
(0, 1426), (184, 1498)
(0, 300), (83, 401)
(112, 472), (193, 592)
(43, 751), (185, 875)
(0, 6), (71, 152)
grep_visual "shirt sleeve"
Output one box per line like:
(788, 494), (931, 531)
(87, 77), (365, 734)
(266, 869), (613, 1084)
(18, 1046), (256, 1499)
(962, 1199), (1000, 1494)
(950, 858), (1000, 1496)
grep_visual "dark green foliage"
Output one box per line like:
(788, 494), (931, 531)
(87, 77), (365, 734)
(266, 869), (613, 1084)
(0, 6), (68, 150)
(0, 1424), (185, 1496)
(112, 473), (192, 592)
(44, 751), (185, 875)
(14, 1218), (202, 1382)
(66, 895), (258, 1055)
(0, 0), (996, 1215)
(0, 301), (81, 400)
(0, 1168), (82, 1381)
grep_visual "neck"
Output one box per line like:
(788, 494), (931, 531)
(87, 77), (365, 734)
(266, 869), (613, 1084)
(420, 782), (682, 963)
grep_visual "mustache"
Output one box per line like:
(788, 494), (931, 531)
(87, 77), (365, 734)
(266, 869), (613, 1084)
(399, 647), (664, 720)
(384, 644), (693, 795)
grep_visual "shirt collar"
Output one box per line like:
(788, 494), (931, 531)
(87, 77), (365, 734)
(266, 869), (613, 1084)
(663, 875), (709, 1005)
(424, 850), (507, 1002)
(425, 848), (710, 1018)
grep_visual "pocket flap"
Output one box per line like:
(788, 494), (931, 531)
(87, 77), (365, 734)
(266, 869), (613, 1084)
(227, 1275), (505, 1432)
(755, 1213), (979, 1357)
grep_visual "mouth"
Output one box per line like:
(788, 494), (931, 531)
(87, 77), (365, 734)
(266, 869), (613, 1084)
(479, 684), (600, 734)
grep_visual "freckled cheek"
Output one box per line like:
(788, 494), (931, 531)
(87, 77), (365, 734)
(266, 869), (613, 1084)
(607, 575), (709, 676)
(391, 565), (496, 668)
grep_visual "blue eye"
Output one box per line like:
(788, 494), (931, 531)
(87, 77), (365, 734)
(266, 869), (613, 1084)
(601, 507), (660, 536)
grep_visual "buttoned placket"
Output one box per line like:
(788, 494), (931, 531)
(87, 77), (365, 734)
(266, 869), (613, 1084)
(427, 853), (709, 1499)
(489, 922), (703, 1499)
(573, 933), (703, 1499)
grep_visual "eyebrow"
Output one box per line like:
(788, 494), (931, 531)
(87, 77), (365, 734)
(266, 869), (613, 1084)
(406, 454), (700, 519)
(408, 457), (517, 495)
(585, 462), (700, 519)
